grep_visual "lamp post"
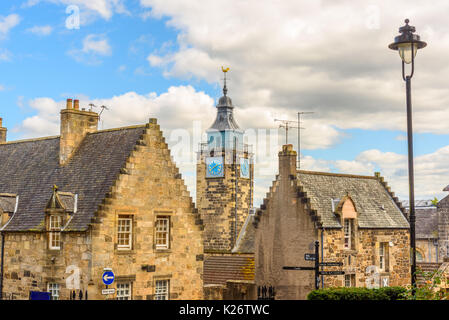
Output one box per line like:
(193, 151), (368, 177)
(389, 19), (426, 295)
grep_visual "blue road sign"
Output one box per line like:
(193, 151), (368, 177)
(30, 291), (51, 300)
(102, 271), (115, 285)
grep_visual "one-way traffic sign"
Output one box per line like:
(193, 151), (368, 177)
(102, 270), (115, 286)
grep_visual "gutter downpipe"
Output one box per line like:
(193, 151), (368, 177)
(0, 231), (4, 299)
(321, 227), (325, 288)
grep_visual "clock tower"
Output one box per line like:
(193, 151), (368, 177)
(197, 69), (254, 252)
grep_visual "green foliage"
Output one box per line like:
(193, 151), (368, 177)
(401, 268), (449, 300)
(307, 286), (406, 300)
(431, 197), (439, 206)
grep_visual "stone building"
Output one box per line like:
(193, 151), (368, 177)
(196, 72), (256, 299)
(0, 100), (204, 300)
(254, 144), (411, 300)
(401, 186), (449, 265)
(402, 200), (439, 263)
(437, 186), (449, 261)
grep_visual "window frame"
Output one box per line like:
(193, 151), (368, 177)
(155, 279), (170, 300)
(379, 242), (389, 272)
(117, 215), (133, 251)
(343, 219), (352, 249)
(49, 215), (62, 250)
(116, 282), (132, 300)
(47, 282), (60, 300)
(155, 216), (170, 250)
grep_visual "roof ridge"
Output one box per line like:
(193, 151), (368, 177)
(297, 170), (377, 180)
(0, 124), (147, 146)
(0, 135), (60, 145)
(89, 124), (147, 135)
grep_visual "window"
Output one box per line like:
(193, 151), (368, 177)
(344, 274), (355, 287)
(49, 215), (61, 250)
(416, 250), (424, 262)
(155, 280), (169, 300)
(47, 283), (60, 300)
(117, 282), (132, 300)
(155, 217), (170, 250)
(379, 242), (389, 272)
(344, 219), (352, 249)
(117, 215), (133, 250)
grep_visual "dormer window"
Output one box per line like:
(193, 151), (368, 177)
(336, 195), (358, 250)
(49, 215), (61, 250)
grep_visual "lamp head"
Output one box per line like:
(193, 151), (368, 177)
(389, 19), (426, 64)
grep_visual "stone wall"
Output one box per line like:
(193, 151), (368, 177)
(321, 229), (410, 288)
(416, 239), (439, 263)
(254, 178), (317, 300)
(1, 232), (91, 300)
(438, 195), (449, 260)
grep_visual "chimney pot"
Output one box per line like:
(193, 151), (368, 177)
(74, 99), (80, 110)
(279, 144), (297, 178)
(66, 99), (73, 109)
(0, 117), (6, 143)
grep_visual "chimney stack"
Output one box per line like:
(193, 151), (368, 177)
(60, 99), (99, 165)
(0, 118), (6, 143)
(279, 144), (297, 178)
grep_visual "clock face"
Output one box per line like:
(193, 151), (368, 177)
(206, 157), (224, 178)
(240, 158), (250, 179)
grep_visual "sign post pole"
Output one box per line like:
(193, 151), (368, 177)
(314, 240), (319, 290)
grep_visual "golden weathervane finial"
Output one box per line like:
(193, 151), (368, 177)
(221, 66), (230, 73)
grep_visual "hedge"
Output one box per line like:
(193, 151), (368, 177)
(307, 287), (407, 300)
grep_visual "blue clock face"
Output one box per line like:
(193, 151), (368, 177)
(206, 157), (224, 178)
(240, 158), (250, 178)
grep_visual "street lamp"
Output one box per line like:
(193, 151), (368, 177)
(389, 19), (426, 295)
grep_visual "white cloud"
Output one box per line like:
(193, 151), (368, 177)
(141, 0), (449, 135)
(0, 14), (20, 38)
(68, 34), (112, 65)
(22, 0), (127, 20)
(26, 25), (53, 36)
(81, 34), (112, 55)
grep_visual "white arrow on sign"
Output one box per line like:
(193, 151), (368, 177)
(103, 274), (114, 282)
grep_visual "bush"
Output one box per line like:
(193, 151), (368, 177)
(307, 286), (406, 300)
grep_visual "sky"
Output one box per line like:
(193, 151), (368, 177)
(0, 0), (449, 206)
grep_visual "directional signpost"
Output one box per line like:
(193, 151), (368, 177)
(304, 253), (316, 261)
(102, 268), (115, 298)
(283, 241), (345, 290)
(320, 271), (345, 275)
(320, 262), (343, 267)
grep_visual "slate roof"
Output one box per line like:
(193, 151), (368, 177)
(232, 214), (256, 254)
(415, 207), (439, 239)
(0, 125), (146, 232)
(297, 171), (410, 229)
(208, 93), (241, 131)
(401, 201), (438, 239)
(203, 255), (255, 285)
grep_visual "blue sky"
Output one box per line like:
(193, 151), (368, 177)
(1, 1), (449, 205)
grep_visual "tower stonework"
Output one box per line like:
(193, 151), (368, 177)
(197, 73), (254, 252)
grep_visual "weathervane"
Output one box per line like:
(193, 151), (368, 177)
(221, 66), (230, 96)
